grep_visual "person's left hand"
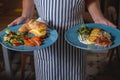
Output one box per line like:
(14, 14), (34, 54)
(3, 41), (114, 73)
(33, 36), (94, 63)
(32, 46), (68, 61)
(94, 17), (117, 28)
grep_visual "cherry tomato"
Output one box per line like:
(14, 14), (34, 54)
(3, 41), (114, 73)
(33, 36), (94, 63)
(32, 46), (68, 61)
(13, 42), (21, 46)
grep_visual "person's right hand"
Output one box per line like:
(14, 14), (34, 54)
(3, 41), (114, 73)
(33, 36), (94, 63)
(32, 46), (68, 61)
(8, 16), (30, 27)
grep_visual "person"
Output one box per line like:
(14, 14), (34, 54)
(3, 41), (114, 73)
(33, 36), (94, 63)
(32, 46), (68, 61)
(8, 0), (116, 80)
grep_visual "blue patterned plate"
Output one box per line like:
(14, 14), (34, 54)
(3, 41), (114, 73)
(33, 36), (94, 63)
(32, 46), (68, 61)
(65, 23), (120, 51)
(0, 24), (58, 52)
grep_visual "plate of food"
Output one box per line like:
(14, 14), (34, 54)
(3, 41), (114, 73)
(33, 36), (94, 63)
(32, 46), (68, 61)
(65, 23), (120, 50)
(0, 19), (58, 52)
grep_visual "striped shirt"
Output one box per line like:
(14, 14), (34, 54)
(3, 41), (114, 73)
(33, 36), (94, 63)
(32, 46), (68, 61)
(34, 0), (86, 80)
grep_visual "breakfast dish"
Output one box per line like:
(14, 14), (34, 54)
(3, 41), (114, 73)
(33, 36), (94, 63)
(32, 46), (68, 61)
(3, 19), (47, 47)
(65, 23), (120, 50)
(77, 25), (112, 47)
(0, 20), (58, 51)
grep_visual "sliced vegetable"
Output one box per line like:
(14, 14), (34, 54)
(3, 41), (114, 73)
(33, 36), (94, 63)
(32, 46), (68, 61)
(3, 29), (45, 46)
(13, 42), (21, 46)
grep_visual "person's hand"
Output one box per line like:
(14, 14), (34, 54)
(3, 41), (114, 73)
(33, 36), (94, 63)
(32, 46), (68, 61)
(8, 16), (30, 27)
(94, 17), (117, 28)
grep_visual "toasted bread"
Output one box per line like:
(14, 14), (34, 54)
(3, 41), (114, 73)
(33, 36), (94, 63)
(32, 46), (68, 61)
(18, 19), (47, 32)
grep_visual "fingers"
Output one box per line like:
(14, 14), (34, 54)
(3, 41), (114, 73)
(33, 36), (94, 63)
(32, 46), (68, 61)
(8, 16), (29, 27)
(8, 20), (22, 27)
(108, 22), (117, 28)
(8, 20), (18, 27)
(94, 18), (117, 28)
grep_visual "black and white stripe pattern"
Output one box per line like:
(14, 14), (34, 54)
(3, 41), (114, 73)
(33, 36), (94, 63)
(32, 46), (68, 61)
(34, 0), (86, 80)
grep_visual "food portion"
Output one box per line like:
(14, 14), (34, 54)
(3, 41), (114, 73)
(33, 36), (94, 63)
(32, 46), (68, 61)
(77, 25), (112, 47)
(3, 30), (27, 46)
(24, 36), (43, 46)
(3, 19), (47, 46)
(29, 28), (47, 37)
(87, 28), (102, 44)
(18, 19), (47, 37)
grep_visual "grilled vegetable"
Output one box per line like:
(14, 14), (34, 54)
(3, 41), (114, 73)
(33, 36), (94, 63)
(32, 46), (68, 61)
(77, 25), (92, 41)
(3, 30), (27, 46)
